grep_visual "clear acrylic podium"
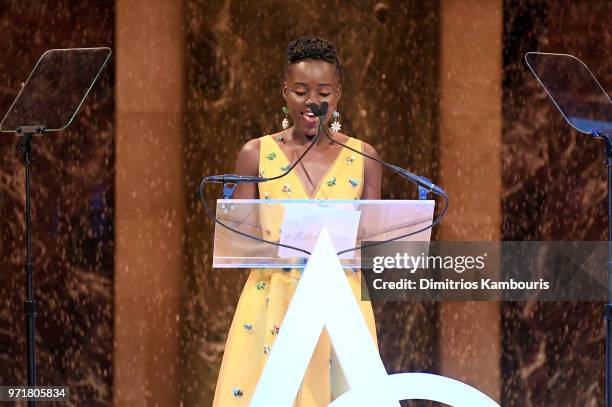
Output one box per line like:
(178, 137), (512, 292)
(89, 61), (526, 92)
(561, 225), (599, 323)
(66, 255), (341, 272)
(214, 199), (435, 406)
(211, 199), (501, 407)
(213, 199), (435, 269)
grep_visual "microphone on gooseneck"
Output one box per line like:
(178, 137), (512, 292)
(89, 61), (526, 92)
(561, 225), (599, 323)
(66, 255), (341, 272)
(320, 101), (329, 117)
(319, 107), (448, 256)
(206, 174), (266, 184)
(308, 102), (328, 118)
(197, 100), (330, 256)
(320, 107), (446, 197)
(206, 103), (327, 186)
(309, 103), (321, 116)
(387, 164), (447, 197)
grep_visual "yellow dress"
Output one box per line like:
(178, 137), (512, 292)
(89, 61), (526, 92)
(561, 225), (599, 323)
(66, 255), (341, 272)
(212, 135), (377, 406)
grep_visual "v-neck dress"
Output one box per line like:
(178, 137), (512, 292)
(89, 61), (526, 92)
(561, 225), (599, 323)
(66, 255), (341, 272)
(212, 135), (377, 406)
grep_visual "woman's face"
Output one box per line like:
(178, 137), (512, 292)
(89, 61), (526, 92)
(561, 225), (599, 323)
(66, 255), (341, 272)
(283, 59), (341, 137)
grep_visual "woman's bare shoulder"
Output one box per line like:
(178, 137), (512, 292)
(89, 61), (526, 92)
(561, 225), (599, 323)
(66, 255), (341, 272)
(343, 135), (381, 199)
(337, 132), (379, 159)
(361, 140), (380, 159)
(331, 131), (352, 145)
(238, 133), (280, 159)
(235, 137), (262, 176)
(238, 137), (260, 154)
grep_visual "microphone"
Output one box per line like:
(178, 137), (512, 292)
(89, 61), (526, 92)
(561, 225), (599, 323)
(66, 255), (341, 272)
(206, 174), (266, 184)
(204, 102), (328, 197)
(319, 101), (329, 117)
(388, 165), (447, 197)
(309, 103), (320, 116)
(308, 101), (328, 118)
(319, 121), (447, 197)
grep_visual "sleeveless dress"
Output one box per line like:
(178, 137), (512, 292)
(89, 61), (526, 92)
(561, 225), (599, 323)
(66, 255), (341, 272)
(212, 135), (378, 406)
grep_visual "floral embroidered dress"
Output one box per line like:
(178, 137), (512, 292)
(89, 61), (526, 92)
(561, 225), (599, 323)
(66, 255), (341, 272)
(212, 135), (377, 406)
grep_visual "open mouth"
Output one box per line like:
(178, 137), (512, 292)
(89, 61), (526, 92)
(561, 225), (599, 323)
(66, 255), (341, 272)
(301, 111), (318, 127)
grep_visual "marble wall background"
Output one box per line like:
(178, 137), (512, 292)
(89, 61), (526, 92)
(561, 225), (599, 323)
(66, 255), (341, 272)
(0, 0), (610, 406)
(0, 1), (114, 406)
(502, 0), (611, 405)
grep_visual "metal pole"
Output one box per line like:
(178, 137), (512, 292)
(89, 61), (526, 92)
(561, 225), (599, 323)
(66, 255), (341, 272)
(18, 131), (37, 407)
(604, 135), (612, 407)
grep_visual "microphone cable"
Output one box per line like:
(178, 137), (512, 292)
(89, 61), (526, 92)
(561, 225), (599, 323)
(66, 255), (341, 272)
(318, 125), (449, 256)
(199, 101), (448, 259)
(198, 108), (328, 256)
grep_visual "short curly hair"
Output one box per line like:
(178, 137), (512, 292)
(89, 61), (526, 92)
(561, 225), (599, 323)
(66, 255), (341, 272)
(284, 36), (342, 80)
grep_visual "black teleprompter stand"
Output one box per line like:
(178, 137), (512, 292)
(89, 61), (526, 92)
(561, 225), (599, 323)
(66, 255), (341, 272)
(525, 51), (612, 406)
(0, 47), (111, 407)
(599, 130), (612, 407)
(16, 125), (44, 407)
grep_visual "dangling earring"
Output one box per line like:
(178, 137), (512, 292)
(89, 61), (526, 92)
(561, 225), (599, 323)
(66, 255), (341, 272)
(330, 110), (341, 132)
(281, 106), (290, 129)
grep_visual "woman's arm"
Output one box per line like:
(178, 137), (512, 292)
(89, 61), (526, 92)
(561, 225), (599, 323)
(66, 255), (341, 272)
(361, 141), (382, 200)
(233, 138), (260, 199)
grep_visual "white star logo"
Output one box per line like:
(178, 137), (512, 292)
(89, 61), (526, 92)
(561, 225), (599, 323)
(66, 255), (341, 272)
(250, 229), (501, 407)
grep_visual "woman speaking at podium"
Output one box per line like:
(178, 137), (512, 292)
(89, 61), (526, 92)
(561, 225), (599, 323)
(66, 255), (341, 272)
(213, 36), (382, 406)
